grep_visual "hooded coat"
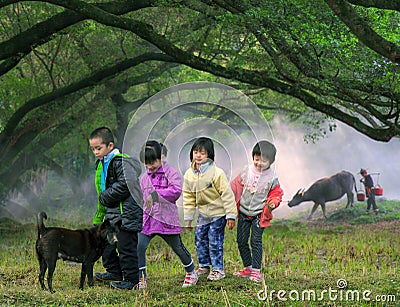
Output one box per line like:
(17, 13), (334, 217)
(96, 154), (143, 232)
(140, 162), (182, 235)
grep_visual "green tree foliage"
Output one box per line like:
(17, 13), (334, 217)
(0, 0), (399, 207)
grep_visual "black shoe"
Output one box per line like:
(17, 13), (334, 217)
(95, 272), (123, 282)
(110, 280), (137, 290)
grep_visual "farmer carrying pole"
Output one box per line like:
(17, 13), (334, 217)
(359, 168), (379, 214)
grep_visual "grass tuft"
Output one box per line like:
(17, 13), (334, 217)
(1, 200), (399, 306)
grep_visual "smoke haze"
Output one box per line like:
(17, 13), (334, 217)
(156, 119), (400, 220)
(272, 118), (400, 218)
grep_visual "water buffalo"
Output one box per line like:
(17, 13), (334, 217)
(288, 170), (357, 219)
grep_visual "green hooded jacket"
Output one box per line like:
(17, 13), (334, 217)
(92, 153), (129, 225)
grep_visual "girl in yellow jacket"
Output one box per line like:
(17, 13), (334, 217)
(183, 137), (237, 281)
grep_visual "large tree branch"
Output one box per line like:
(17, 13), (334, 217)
(0, 0), (153, 75)
(347, 0), (400, 10)
(2, 0), (399, 141)
(325, 0), (400, 63)
(53, 0), (397, 140)
(3, 0), (398, 141)
(0, 55), (23, 75)
(0, 54), (180, 164)
(0, 52), (174, 144)
(0, 0), (19, 8)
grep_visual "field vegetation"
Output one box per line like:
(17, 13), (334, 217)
(0, 200), (399, 306)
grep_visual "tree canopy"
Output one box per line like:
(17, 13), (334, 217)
(0, 0), (399, 208)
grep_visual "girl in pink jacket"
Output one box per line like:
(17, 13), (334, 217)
(138, 141), (197, 288)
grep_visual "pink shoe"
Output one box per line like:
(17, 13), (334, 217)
(182, 270), (198, 287)
(249, 270), (262, 282)
(207, 269), (225, 281)
(233, 267), (252, 278)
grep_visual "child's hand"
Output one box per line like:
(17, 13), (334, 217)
(145, 195), (153, 208)
(185, 220), (193, 231)
(264, 202), (275, 211)
(227, 219), (235, 230)
(268, 203), (276, 209)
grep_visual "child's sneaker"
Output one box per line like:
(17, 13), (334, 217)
(233, 267), (252, 278)
(207, 270), (225, 281)
(249, 270), (262, 282)
(182, 270), (198, 287)
(197, 266), (210, 276)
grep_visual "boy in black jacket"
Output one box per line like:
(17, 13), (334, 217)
(89, 127), (143, 290)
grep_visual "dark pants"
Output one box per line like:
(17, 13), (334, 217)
(138, 233), (194, 278)
(236, 213), (265, 270)
(367, 190), (378, 211)
(102, 229), (139, 284)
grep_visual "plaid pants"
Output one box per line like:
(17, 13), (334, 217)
(195, 215), (227, 271)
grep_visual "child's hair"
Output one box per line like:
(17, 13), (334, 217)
(252, 140), (276, 164)
(140, 140), (162, 164)
(160, 142), (168, 158)
(89, 127), (114, 145)
(190, 137), (215, 161)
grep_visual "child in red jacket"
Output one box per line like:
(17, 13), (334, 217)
(231, 140), (283, 282)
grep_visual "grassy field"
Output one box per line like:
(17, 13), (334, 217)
(0, 200), (399, 306)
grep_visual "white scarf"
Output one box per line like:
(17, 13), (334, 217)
(244, 164), (274, 193)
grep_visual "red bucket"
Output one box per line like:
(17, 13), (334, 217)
(372, 185), (383, 196)
(357, 191), (366, 201)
